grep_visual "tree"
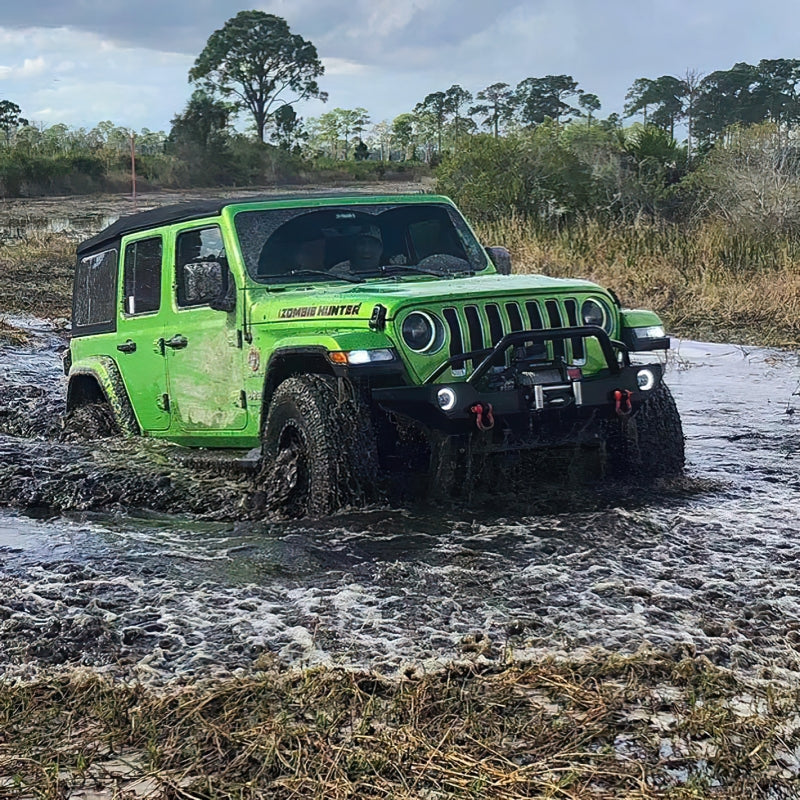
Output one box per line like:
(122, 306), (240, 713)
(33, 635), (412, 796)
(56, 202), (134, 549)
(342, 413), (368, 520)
(353, 139), (369, 161)
(693, 63), (762, 144)
(311, 110), (344, 158)
(515, 75), (580, 126)
(444, 84), (473, 148)
(624, 78), (656, 123)
(414, 91), (448, 155)
(391, 113), (416, 160)
(338, 107), (370, 158)
(169, 90), (233, 151)
(470, 82), (515, 138)
(270, 104), (306, 153)
(752, 58), (800, 129)
(0, 100), (27, 145)
(189, 11), (327, 143)
(577, 92), (601, 127)
(683, 69), (703, 163)
(370, 120), (394, 161)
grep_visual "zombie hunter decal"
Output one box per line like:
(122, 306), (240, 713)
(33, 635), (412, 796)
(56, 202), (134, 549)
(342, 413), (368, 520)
(278, 304), (363, 319)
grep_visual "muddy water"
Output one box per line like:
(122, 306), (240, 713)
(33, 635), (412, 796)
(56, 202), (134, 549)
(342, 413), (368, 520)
(1, 325), (799, 684)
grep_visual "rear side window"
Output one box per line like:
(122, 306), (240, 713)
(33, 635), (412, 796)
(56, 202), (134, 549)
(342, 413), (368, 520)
(72, 248), (118, 335)
(123, 236), (162, 314)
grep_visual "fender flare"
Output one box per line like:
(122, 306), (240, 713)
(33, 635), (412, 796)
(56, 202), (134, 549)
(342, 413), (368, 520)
(67, 356), (140, 437)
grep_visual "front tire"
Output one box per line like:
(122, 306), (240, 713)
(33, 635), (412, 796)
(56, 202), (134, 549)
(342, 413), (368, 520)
(60, 402), (120, 441)
(259, 375), (378, 517)
(605, 381), (685, 481)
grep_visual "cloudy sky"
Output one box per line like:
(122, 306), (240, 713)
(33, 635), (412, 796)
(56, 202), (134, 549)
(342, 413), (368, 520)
(0, 0), (797, 135)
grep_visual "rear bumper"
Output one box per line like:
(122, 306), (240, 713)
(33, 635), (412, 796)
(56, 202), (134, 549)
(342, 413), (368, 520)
(372, 326), (664, 434)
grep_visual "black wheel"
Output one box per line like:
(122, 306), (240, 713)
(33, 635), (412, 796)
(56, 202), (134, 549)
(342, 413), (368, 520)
(60, 402), (120, 441)
(605, 381), (685, 480)
(258, 375), (379, 517)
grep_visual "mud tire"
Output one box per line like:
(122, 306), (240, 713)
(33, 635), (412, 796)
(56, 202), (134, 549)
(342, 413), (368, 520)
(60, 402), (121, 441)
(259, 375), (379, 517)
(605, 381), (684, 481)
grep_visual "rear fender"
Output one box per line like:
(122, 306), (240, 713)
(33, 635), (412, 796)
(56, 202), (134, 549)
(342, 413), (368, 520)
(67, 356), (140, 436)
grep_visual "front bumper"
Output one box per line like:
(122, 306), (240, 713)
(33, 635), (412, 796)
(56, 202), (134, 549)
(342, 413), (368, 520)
(372, 326), (664, 434)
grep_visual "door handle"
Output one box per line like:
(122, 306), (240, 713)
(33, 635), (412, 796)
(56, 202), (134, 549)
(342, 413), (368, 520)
(163, 335), (188, 350)
(117, 339), (137, 353)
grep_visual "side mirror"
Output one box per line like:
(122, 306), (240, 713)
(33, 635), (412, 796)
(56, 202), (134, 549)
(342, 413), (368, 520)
(182, 261), (235, 311)
(486, 246), (512, 275)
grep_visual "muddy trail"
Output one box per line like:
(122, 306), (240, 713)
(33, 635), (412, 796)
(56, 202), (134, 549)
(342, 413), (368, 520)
(1, 318), (800, 689)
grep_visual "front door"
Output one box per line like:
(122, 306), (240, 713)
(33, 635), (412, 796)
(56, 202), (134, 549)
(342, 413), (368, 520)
(164, 224), (247, 434)
(115, 233), (170, 432)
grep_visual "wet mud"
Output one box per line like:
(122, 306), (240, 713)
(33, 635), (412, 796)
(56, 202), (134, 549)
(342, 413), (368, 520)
(1, 319), (799, 690)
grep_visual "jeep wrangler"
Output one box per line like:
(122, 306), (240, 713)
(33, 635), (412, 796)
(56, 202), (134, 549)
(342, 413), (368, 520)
(65, 193), (683, 515)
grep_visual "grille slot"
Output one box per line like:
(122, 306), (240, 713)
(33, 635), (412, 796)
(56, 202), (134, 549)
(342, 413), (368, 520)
(524, 301), (548, 360)
(545, 300), (565, 360)
(464, 305), (484, 355)
(563, 299), (584, 361)
(505, 302), (523, 331)
(486, 303), (504, 345)
(442, 307), (465, 375)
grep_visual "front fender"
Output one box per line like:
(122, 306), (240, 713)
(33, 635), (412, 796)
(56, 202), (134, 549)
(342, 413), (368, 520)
(68, 356), (140, 436)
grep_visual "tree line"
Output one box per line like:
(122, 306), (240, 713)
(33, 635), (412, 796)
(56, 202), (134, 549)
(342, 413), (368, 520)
(1, 5), (800, 234)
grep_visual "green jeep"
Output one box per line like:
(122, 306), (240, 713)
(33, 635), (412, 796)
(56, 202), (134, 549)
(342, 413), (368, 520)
(65, 193), (683, 515)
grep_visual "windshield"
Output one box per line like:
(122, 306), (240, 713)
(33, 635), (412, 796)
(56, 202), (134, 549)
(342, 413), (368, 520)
(234, 203), (489, 283)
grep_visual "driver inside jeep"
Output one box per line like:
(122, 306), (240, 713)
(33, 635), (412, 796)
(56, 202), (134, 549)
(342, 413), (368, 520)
(330, 225), (383, 276)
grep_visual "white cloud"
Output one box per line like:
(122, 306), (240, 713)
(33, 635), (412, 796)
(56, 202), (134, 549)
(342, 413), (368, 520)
(323, 57), (367, 76)
(18, 57), (47, 78)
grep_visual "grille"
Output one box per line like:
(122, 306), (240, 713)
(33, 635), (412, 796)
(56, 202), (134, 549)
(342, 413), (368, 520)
(441, 298), (585, 373)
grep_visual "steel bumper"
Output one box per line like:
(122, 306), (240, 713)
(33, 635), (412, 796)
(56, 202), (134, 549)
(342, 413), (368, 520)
(372, 326), (665, 432)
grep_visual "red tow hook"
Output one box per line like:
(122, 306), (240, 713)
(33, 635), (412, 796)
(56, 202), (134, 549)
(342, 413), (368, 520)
(614, 389), (632, 417)
(469, 402), (495, 431)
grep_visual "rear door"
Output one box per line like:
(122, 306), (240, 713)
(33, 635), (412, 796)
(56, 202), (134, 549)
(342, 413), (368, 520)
(115, 233), (170, 431)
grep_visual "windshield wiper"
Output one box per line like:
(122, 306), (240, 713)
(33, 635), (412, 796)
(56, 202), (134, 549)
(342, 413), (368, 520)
(288, 269), (363, 284)
(379, 264), (469, 278)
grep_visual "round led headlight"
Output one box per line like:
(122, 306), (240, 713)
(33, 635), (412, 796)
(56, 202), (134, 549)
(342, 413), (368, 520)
(437, 387), (457, 411)
(402, 311), (438, 352)
(637, 368), (655, 391)
(581, 299), (614, 334)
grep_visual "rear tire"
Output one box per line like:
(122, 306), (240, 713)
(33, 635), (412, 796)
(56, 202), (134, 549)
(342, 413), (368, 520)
(605, 381), (684, 481)
(258, 375), (379, 517)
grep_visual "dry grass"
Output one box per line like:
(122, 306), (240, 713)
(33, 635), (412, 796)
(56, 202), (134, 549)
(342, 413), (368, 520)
(1, 651), (798, 799)
(0, 233), (74, 320)
(477, 216), (800, 347)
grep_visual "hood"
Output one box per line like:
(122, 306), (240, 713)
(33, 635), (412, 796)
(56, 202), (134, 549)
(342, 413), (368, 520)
(247, 273), (605, 325)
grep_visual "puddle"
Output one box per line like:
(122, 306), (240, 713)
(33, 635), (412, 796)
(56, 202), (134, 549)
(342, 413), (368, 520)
(0, 329), (799, 684)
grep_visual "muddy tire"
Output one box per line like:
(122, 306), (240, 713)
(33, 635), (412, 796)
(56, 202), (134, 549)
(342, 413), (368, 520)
(60, 402), (121, 441)
(259, 375), (379, 517)
(605, 381), (684, 481)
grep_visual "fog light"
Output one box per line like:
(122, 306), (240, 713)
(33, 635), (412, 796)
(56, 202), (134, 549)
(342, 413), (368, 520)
(637, 368), (655, 391)
(437, 387), (457, 411)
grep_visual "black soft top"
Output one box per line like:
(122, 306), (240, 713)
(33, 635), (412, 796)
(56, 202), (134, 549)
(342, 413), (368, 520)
(75, 191), (392, 258)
